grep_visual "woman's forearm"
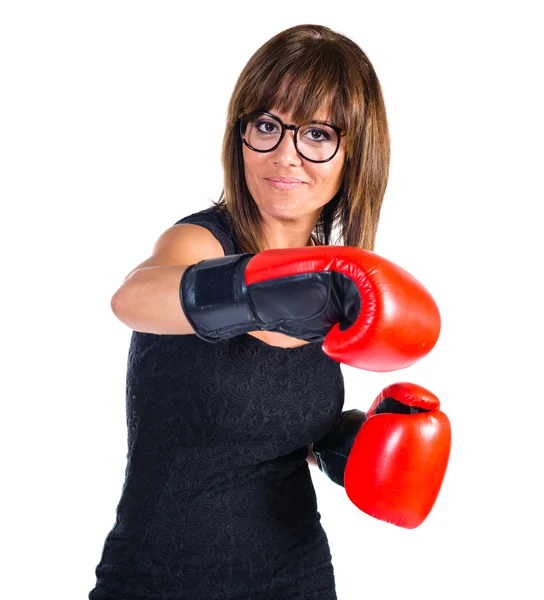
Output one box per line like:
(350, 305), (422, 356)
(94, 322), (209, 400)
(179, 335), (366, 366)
(111, 265), (195, 335)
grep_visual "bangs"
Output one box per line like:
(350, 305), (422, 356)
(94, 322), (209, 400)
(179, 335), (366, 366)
(240, 45), (360, 134)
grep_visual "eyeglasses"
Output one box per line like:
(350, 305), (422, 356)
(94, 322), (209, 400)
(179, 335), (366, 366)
(239, 111), (346, 163)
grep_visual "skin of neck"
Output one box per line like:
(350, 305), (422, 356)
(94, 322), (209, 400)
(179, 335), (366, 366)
(258, 211), (320, 250)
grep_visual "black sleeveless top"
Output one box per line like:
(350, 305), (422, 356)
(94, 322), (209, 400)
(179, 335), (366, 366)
(88, 205), (345, 600)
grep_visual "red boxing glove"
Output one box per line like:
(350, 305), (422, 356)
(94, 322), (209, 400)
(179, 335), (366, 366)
(182, 246), (440, 371)
(344, 382), (451, 528)
(247, 247), (440, 371)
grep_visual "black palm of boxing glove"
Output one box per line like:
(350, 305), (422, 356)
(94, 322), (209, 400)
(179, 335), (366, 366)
(312, 409), (366, 487)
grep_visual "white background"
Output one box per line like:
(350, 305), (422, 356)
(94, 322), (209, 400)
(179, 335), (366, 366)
(2, 1), (543, 599)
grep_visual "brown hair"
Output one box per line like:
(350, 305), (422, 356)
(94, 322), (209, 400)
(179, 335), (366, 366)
(214, 24), (390, 252)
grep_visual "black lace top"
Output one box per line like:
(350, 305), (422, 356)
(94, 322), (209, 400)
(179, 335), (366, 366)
(88, 205), (345, 600)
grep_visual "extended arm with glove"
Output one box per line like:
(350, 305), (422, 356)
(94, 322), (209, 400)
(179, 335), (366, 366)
(312, 382), (451, 529)
(180, 246), (440, 371)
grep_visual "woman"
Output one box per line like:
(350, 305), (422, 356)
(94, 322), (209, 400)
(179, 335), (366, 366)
(88, 24), (443, 600)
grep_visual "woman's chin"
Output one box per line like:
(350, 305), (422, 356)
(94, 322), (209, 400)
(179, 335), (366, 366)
(255, 197), (310, 221)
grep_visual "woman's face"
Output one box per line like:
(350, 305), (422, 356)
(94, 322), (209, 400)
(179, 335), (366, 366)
(242, 108), (346, 223)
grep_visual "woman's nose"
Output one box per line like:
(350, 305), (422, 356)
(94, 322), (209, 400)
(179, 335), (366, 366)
(271, 131), (302, 166)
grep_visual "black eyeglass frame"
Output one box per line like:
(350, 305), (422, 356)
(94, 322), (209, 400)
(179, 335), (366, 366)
(239, 111), (347, 164)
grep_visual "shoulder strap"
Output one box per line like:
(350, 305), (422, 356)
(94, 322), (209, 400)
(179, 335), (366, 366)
(174, 206), (238, 255)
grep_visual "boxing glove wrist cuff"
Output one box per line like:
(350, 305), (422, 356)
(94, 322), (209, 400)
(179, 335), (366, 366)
(180, 254), (258, 342)
(312, 409), (366, 487)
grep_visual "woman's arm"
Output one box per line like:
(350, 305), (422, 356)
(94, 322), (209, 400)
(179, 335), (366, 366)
(306, 444), (317, 466)
(110, 224), (225, 334)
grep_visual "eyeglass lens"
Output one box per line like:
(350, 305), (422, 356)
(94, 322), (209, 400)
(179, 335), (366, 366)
(242, 113), (339, 162)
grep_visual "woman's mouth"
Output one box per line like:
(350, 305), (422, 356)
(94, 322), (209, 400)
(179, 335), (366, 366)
(265, 178), (305, 190)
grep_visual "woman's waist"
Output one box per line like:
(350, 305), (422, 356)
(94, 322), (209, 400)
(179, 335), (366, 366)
(114, 465), (316, 549)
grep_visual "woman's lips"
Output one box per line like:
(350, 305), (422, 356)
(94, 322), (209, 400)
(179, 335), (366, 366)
(265, 178), (305, 190)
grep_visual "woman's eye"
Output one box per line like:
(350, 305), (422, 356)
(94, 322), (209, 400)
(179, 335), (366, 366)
(256, 120), (279, 133)
(304, 128), (331, 142)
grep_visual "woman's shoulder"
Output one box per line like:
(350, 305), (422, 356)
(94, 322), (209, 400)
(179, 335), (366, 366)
(174, 204), (239, 255)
